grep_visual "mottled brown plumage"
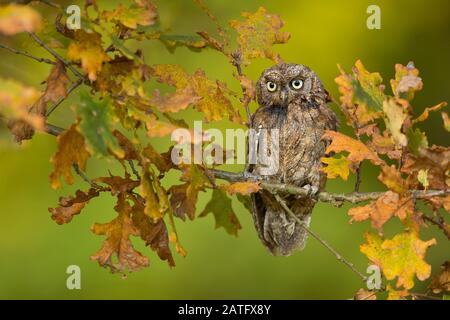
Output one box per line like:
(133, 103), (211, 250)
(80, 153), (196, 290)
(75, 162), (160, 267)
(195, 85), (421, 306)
(249, 63), (338, 256)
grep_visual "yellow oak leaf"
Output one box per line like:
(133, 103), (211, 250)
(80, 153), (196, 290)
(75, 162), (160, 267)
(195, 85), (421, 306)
(152, 64), (241, 123)
(321, 155), (352, 181)
(378, 164), (407, 194)
(0, 4), (42, 35)
(360, 231), (436, 289)
(229, 7), (290, 65)
(102, 0), (157, 29)
(67, 30), (110, 81)
(383, 98), (408, 147)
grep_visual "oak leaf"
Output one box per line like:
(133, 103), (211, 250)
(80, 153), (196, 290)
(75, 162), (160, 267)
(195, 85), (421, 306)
(442, 112), (450, 132)
(390, 62), (423, 100)
(68, 30), (110, 81)
(0, 4), (42, 35)
(349, 191), (413, 230)
(321, 155), (352, 181)
(335, 60), (385, 125)
(429, 261), (450, 294)
(412, 102), (447, 124)
(383, 98), (408, 147)
(360, 231), (436, 289)
(130, 194), (175, 267)
(200, 189), (242, 236)
(49, 188), (100, 225)
(49, 124), (91, 189)
(229, 7), (290, 65)
(77, 93), (125, 158)
(102, 0), (157, 30)
(322, 130), (382, 165)
(91, 194), (149, 273)
(152, 64), (241, 123)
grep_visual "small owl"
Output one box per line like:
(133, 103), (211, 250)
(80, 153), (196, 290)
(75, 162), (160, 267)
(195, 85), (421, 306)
(249, 63), (338, 256)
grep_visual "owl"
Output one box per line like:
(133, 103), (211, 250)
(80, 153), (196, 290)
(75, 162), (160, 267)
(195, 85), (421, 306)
(249, 63), (338, 256)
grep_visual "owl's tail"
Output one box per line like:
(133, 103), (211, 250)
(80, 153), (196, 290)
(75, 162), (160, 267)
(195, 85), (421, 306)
(251, 192), (314, 256)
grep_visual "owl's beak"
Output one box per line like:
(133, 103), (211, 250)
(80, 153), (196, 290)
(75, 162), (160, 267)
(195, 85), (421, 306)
(280, 88), (289, 105)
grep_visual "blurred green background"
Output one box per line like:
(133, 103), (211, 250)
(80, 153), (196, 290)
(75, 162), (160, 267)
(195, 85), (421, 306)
(0, 0), (449, 299)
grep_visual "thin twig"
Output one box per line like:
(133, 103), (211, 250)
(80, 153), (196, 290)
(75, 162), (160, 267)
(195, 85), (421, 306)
(423, 214), (450, 240)
(0, 43), (55, 65)
(354, 164), (362, 192)
(274, 194), (368, 282)
(46, 77), (84, 117)
(128, 160), (140, 180)
(28, 32), (84, 78)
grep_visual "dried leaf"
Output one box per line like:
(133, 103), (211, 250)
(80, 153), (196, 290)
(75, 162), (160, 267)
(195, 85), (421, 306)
(229, 7), (290, 65)
(390, 62), (423, 100)
(360, 231), (436, 289)
(413, 102), (447, 124)
(407, 128), (429, 156)
(49, 124), (90, 189)
(199, 189), (242, 236)
(353, 288), (377, 300)
(130, 194), (175, 267)
(378, 165), (407, 194)
(429, 261), (450, 294)
(49, 188), (100, 224)
(91, 194), (149, 273)
(0, 4), (42, 35)
(142, 144), (174, 173)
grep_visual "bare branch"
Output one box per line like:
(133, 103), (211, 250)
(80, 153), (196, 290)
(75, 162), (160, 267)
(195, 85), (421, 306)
(28, 32), (84, 78)
(210, 169), (450, 205)
(0, 43), (55, 65)
(274, 194), (368, 282)
(46, 77), (84, 117)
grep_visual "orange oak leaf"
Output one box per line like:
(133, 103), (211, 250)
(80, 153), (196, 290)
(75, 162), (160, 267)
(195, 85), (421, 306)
(221, 181), (261, 196)
(91, 194), (149, 273)
(49, 124), (91, 189)
(349, 191), (413, 231)
(322, 130), (383, 165)
(378, 165), (407, 194)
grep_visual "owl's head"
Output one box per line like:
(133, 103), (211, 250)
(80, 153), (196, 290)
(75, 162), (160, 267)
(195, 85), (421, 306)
(256, 63), (327, 107)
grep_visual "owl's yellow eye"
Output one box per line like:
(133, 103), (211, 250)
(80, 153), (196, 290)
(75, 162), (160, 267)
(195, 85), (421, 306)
(266, 81), (277, 92)
(291, 79), (303, 90)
